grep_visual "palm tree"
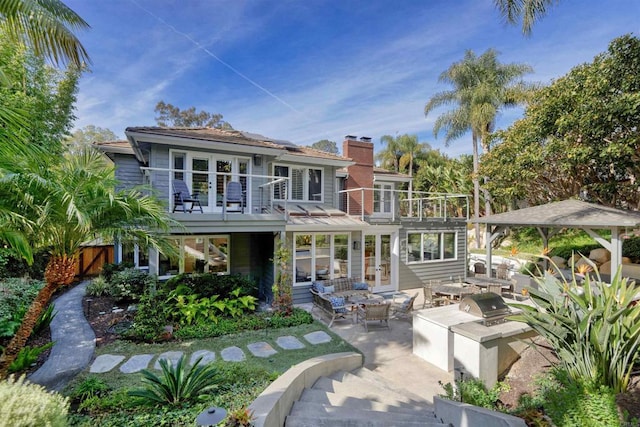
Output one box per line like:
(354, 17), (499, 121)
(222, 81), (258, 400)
(494, 0), (558, 35)
(0, 146), (178, 378)
(376, 134), (403, 172)
(0, 0), (90, 68)
(424, 49), (533, 247)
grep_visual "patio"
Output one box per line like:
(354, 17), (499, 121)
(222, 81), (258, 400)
(300, 287), (455, 402)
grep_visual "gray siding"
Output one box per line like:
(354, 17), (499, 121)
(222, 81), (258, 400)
(113, 154), (143, 191)
(397, 221), (467, 291)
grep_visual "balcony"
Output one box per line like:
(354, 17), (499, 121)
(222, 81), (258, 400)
(337, 188), (469, 223)
(138, 167), (468, 227)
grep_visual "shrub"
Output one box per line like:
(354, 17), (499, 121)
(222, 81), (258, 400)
(0, 278), (45, 323)
(161, 273), (258, 299)
(123, 293), (169, 342)
(109, 268), (155, 301)
(540, 369), (620, 427)
(9, 342), (55, 373)
(0, 374), (69, 427)
(0, 248), (50, 280)
(510, 259), (640, 393)
(623, 236), (640, 261)
(33, 303), (57, 336)
(224, 407), (255, 426)
(128, 355), (219, 405)
(438, 377), (509, 410)
(100, 262), (134, 283)
(69, 377), (112, 403)
(86, 276), (110, 297)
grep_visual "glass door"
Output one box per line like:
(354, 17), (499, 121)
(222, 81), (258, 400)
(363, 233), (394, 292)
(192, 157), (211, 211)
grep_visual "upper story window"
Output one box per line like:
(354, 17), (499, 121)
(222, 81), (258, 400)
(373, 183), (393, 214)
(407, 232), (457, 263)
(273, 165), (323, 202)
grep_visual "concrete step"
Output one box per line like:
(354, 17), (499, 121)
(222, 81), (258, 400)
(312, 376), (422, 408)
(298, 389), (430, 415)
(329, 369), (430, 407)
(285, 415), (447, 427)
(350, 367), (432, 404)
(289, 401), (439, 424)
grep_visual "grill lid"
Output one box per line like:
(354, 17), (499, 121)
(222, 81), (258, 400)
(459, 293), (511, 318)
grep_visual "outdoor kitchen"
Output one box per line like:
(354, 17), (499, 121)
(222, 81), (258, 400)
(412, 293), (537, 387)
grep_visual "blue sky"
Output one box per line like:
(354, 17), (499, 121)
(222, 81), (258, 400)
(66, 0), (639, 157)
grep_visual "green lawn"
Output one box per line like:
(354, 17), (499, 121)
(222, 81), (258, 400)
(65, 321), (360, 426)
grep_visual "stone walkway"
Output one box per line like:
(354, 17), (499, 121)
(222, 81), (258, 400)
(89, 330), (332, 374)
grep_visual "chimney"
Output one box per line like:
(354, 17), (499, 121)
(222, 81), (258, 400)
(343, 135), (374, 216)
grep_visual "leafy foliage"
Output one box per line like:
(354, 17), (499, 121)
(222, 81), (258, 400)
(99, 262), (134, 283)
(161, 273), (258, 299)
(8, 342), (54, 373)
(166, 287), (257, 326)
(0, 248), (49, 279)
(439, 377), (509, 410)
(224, 407), (255, 426)
(174, 308), (313, 339)
(509, 260), (640, 393)
(0, 374), (69, 427)
(128, 355), (219, 405)
(85, 276), (110, 297)
(108, 268), (156, 302)
(122, 293), (169, 343)
(69, 377), (111, 403)
(310, 139), (338, 154)
(483, 34), (640, 208)
(154, 101), (232, 129)
(0, 279), (44, 337)
(32, 303), (56, 336)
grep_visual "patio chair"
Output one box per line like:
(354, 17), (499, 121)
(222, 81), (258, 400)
(422, 285), (448, 308)
(224, 181), (244, 213)
(172, 179), (203, 213)
(487, 284), (504, 296)
(356, 302), (391, 332)
(390, 292), (418, 319)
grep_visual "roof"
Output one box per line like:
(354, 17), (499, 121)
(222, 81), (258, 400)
(336, 166), (412, 181)
(470, 199), (640, 228)
(124, 127), (352, 163)
(93, 140), (134, 155)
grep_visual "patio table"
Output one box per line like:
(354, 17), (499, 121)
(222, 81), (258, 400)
(433, 283), (474, 301)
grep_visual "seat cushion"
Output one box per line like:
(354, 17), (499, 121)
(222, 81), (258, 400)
(329, 296), (347, 313)
(353, 282), (369, 290)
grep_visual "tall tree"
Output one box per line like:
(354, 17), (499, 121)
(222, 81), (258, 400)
(482, 34), (640, 209)
(310, 139), (338, 154)
(67, 124), (118, 152)
(0, 28), (81, 154)
(376, 134), (403, 172)
(494, 0), (558, 35)
(424, 49), (533, 247)
(0, 0), (90, 68)
(0, 146), (177, 377)
(154, 101), (232, 129)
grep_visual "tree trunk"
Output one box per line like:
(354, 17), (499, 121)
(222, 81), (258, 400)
(472, 135), (481, 249)
(0, 254), (77, 379)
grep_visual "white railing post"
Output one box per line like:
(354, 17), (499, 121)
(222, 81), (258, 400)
(360, 188), (364, 221)
(444, 196), (448, 221)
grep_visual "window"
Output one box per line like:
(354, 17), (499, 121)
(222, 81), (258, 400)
(407, 232), (457, 263)
(159, 235), (230, 276)
(373, 183), (393, 214)
(294, 233), (350, 284)
(119, 242), (149, 269)
(274, 165), (323, 202)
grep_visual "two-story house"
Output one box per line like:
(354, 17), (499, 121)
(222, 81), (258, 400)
(96, 128), (469, 303)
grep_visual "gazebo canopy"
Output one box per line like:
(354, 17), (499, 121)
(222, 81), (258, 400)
(470, 200), (640, 278)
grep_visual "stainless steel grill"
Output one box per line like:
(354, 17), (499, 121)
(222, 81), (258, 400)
(459, 293), (511, 325)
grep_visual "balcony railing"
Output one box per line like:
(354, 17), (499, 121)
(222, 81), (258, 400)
(337, 188), (469, 222)
(140, 166), (291, 219)
(137, 166), (469, 223)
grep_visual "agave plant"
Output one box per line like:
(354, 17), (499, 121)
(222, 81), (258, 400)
(510, 258), (640, 393)
(128, 355), (219, 405)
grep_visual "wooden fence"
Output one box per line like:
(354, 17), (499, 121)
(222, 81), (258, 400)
(75, 245), (114, 278)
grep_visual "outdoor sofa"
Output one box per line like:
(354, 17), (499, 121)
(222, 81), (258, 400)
(309, 277), (371, 327)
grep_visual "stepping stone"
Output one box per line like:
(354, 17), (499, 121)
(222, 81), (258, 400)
(221, 346), (245, 362)
(276, 336), (305, 350)
(90, 354), (125, 373)
(247, 342), (277, 358)
(190, 350), (216, 366)
(303, 331), (332, 345)
(120, 354), (154, 373)
(154, 351), (184, 370)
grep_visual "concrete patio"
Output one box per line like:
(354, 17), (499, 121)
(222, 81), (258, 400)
(299, 287), (455, 403)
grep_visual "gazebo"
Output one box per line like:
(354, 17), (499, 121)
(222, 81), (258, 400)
(470, 199), (640, 278)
